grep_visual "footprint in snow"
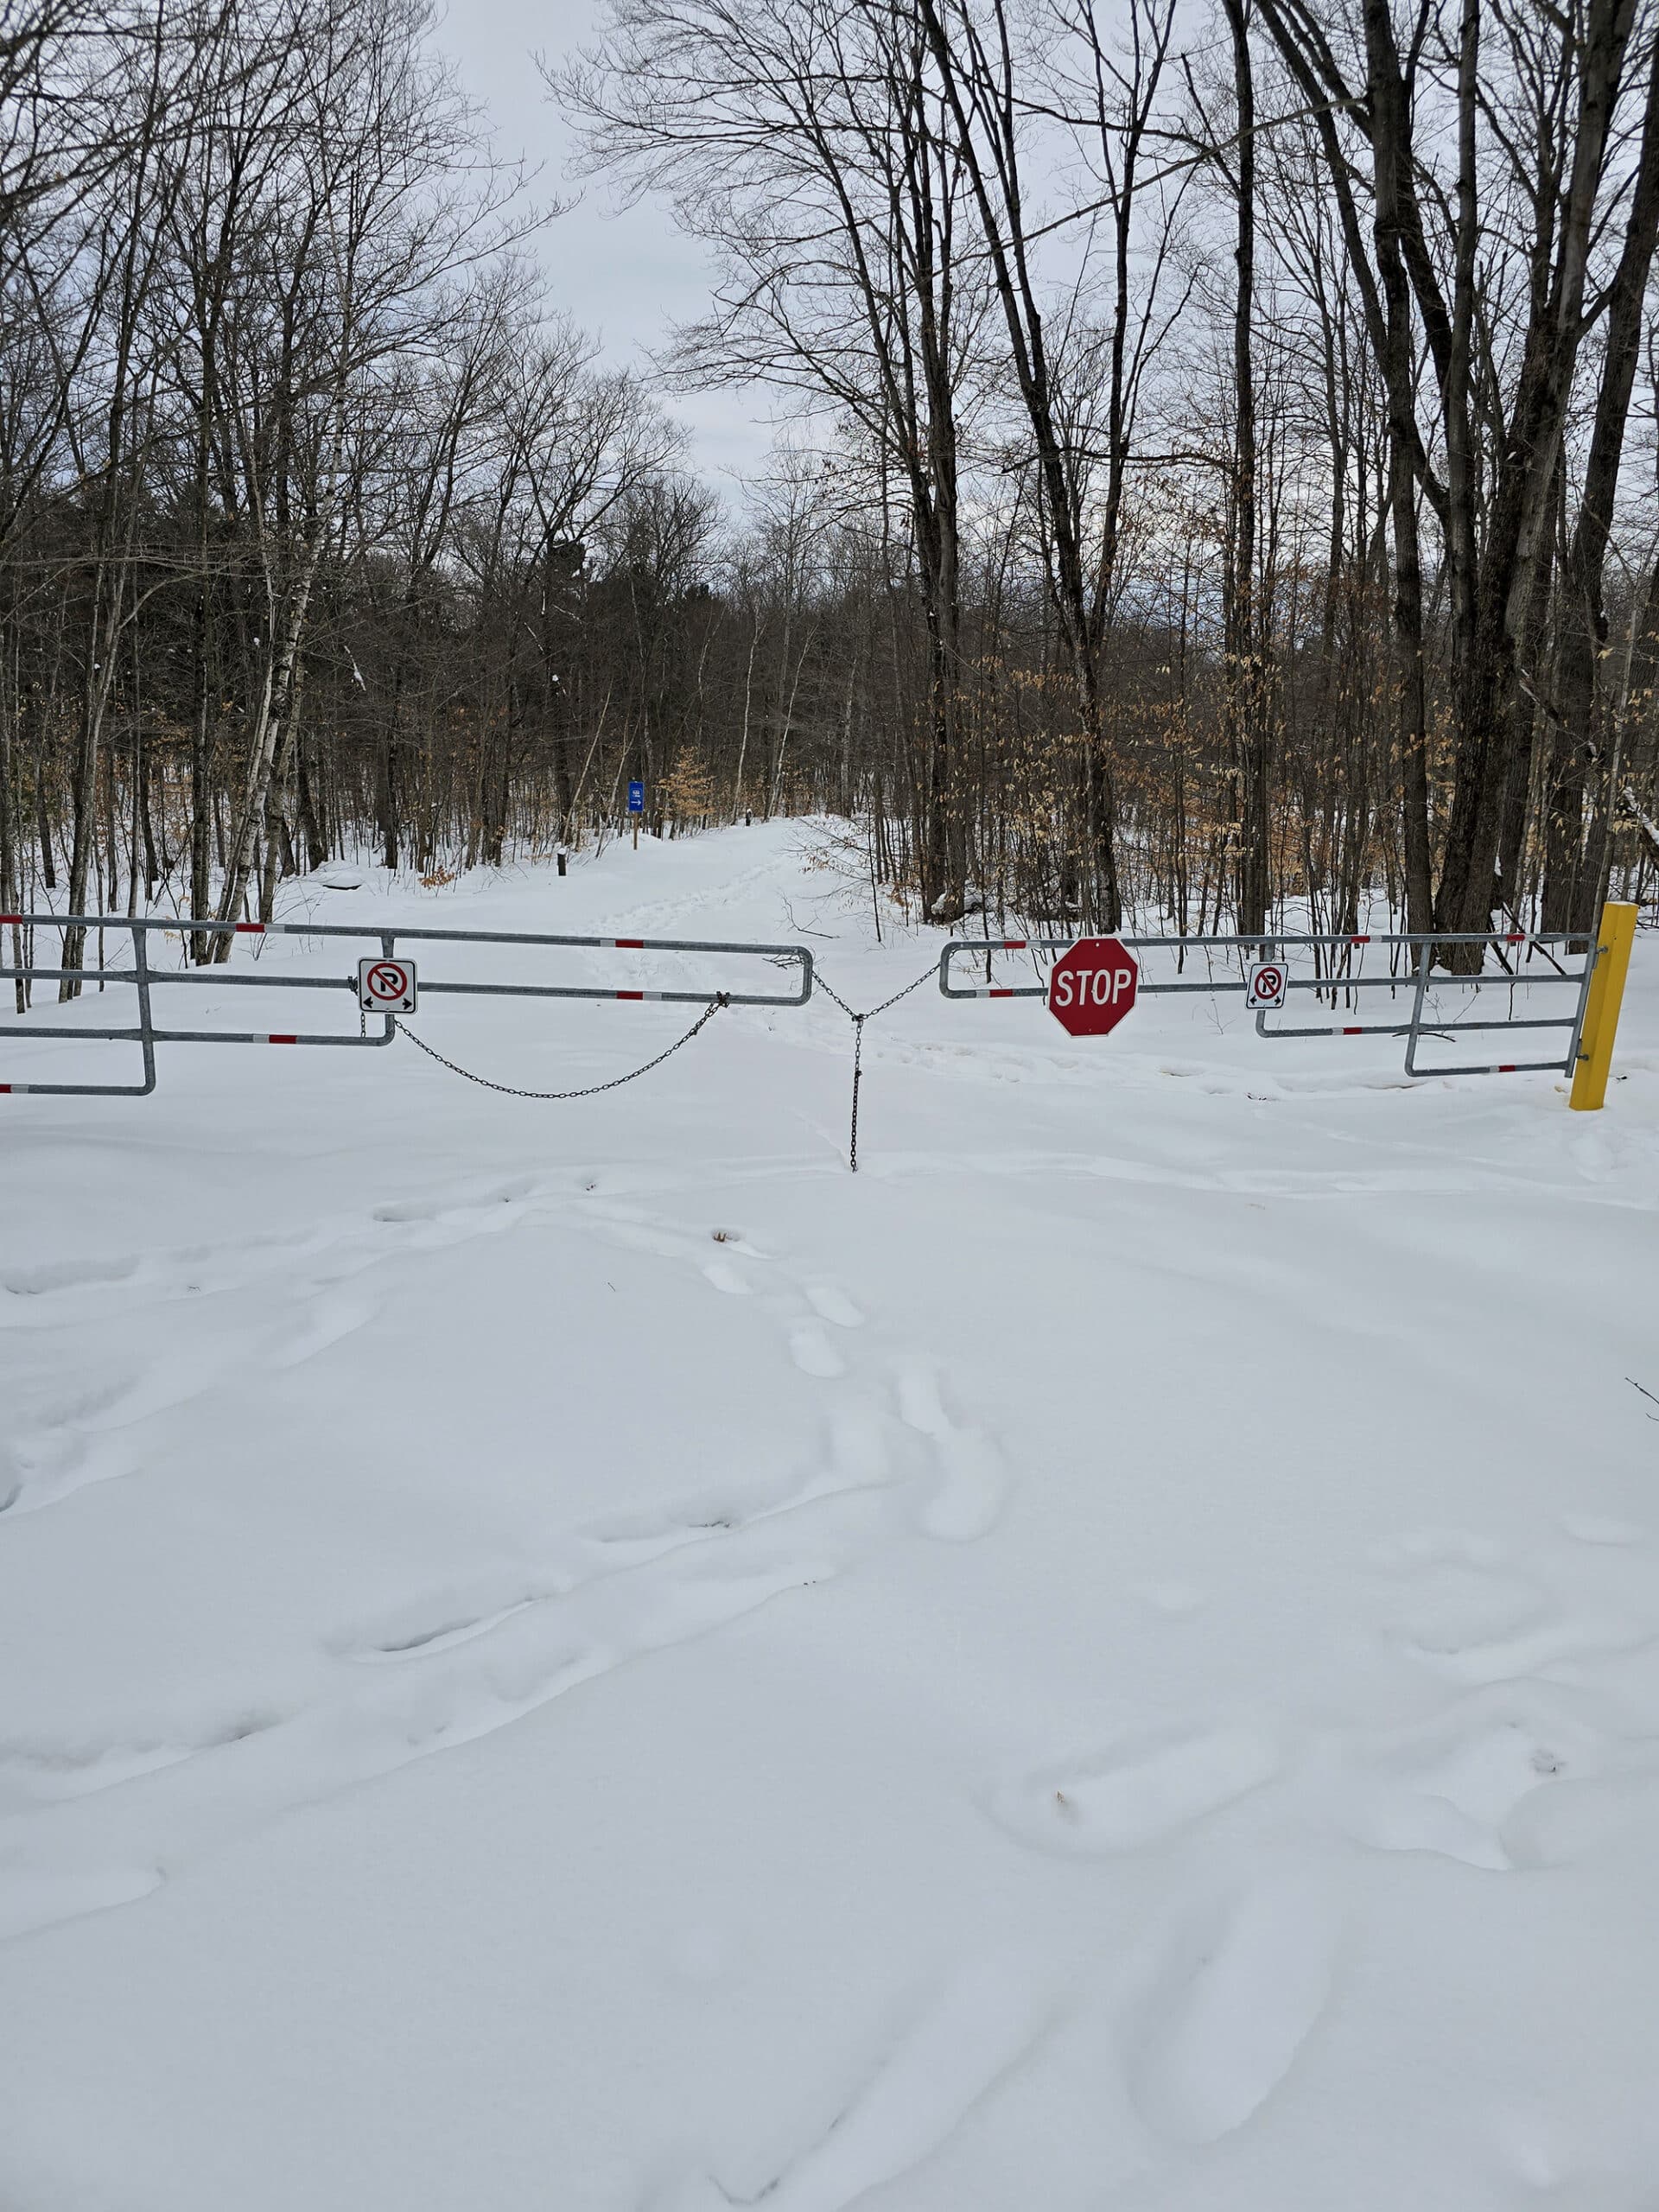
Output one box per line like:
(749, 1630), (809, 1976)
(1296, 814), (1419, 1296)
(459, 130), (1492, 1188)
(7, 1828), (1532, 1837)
(2, 1251), (143, 1300)
(0, 1706), (282, 1813)
(696, 1949), (1058, 2212)
(988, 1722), (1282, 1856)
(1374, 1533), (1659, 1684)
(804, 1284), (863, 1328)
(0, 1737), (200, 1804)
(2, 1535), (843, 1943)
(267, 1288), (376, 1370)
(1384, 1560), (1551, 1659)
(5, 1290), (378, 1514)
(582, 1481), (778, 1551)
(789, 1325), (845, 1379)
(342, 1593), (545, 1664)
(895, 1363), (1007, 1541)
(371, 1175), (537, 1227)
(1128, 1863), (1341, 2145)
(1334, 1684), (1627, 1872)
(1405, 1605), (1656, 1687)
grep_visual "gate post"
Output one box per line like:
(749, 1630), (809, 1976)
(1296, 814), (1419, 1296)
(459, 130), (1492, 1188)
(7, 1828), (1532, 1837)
(1569, 902), (1638, 1111)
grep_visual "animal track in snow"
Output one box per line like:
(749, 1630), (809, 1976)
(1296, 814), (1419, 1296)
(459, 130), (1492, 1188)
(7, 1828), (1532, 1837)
(1408, 1609), (1656, 1686)
(342, 1589), (548, 1663)
(1128, 1866), (1339, 2144)
(0, 1737), (200, 1804)
(2, 1389), (164, 1516)
(699, 1949), (1058, 2212)
(989, 1723), (1282, 1856)
(582, 1478), (785, 1554)
(370, 1175), (538, 1226)
(1, 1506), (855, 1942)
(0, 1706), (282, 1812)
(343, 1470), (815, 1669)
(1384, 1561), (1552, 1658)
(1336, 1700), (1583, 1872)
(2, 1292), (379, 1516)
(582, 1208), (1010, 1554)
(2, 1252), (142, 1300)
(582, 1205), (769, 1274)
(583, 1204), (1001, 1540)
(895, 1363), (1007, 1541)
(0, 1172), (569, 1517)
(267, 1288), (376, 1370)
(0, 1179), (1001, 1938)
(1373, 1525), (1659, 1687)
(789, 1325), (845, 1379)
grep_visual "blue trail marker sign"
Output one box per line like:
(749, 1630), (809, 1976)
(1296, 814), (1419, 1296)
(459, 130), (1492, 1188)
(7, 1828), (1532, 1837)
(627, 781), (645, 813)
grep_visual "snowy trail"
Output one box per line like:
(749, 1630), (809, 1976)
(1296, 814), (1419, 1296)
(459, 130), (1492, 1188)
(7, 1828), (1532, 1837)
(3, 822), (1658, 2211)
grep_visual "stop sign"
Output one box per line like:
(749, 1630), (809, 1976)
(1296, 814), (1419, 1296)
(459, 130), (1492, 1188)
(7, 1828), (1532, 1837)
(1048, 937), (1139, 1037)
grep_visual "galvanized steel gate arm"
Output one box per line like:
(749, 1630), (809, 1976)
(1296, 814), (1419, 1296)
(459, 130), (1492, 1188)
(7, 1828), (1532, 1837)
(938, 927), (1603, 1081)
(0, 912), (814, 1098)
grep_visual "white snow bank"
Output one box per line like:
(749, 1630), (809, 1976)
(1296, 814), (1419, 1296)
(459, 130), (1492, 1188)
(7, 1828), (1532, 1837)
(2, 823), (1657, 2209)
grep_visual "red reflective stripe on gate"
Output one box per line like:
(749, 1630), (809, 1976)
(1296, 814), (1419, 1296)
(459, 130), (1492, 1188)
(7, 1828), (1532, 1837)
(1001, 939), (1027, 950)
(613, 938), (645, 950)
(235, 922), (265, 934)
(990, 988), (1014, 998)
(616, 990), (644, 1001)
(1506, 933), (1526, 943)
(0, 914), (20, 925)
(1499, 1064), (1517, 1073)
(268, 1033), (297, 1044)
(0, 1084), (10, 1092)
(1343, 1026), (1363, 1035)
(1350, 935), (1370, 944)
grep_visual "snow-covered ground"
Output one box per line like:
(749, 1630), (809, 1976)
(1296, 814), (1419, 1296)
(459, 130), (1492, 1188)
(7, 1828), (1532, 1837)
(3, 822), (1657, 2211)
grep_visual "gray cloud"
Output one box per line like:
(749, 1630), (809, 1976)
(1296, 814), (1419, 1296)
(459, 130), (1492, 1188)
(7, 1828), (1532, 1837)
(432, 0), (777, 483)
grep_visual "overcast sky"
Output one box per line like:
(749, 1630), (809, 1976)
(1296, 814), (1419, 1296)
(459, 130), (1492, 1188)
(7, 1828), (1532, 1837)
(431, 0), (778, 487)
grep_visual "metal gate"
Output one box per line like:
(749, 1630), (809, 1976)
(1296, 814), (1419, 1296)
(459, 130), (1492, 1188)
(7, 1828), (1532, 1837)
(0, 913), (814, 1097)
(938, 927), (1599, 1080)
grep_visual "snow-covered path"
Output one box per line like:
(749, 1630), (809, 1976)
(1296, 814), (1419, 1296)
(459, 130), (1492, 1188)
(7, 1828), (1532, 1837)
(3, 823), (1657, 2209)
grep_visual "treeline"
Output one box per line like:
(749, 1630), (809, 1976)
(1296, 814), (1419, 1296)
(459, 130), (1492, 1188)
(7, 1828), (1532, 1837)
(5, 0), (1659, 1004)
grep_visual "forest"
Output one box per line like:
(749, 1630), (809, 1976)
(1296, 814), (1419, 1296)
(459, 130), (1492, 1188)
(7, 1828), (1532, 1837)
(6, 0), (1659, 1001)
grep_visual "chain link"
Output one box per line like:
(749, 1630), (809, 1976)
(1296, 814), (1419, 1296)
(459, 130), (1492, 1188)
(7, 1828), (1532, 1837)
(393, 995), (729, 1099)
(813, 962), (937, 1172)
(814, 964), (935, 1026)
(390, 953), (931, 1166)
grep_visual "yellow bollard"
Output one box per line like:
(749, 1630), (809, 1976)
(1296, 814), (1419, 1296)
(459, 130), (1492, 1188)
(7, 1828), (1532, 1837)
(1569, 900), (1639, 1110)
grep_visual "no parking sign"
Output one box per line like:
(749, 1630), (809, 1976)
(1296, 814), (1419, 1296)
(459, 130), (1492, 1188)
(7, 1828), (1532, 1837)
(357, 957), (418, 1014)
(1245, 960), (1287, 1012)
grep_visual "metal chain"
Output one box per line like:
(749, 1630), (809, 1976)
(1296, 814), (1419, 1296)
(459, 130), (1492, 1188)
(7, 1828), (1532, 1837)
(813, 962), (937, 1172)
(815, 964), (935, 1026)
(393, 995), (729, 1099)
(849, 1014), (867, 1173)
(389, 953), (931, 1158)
